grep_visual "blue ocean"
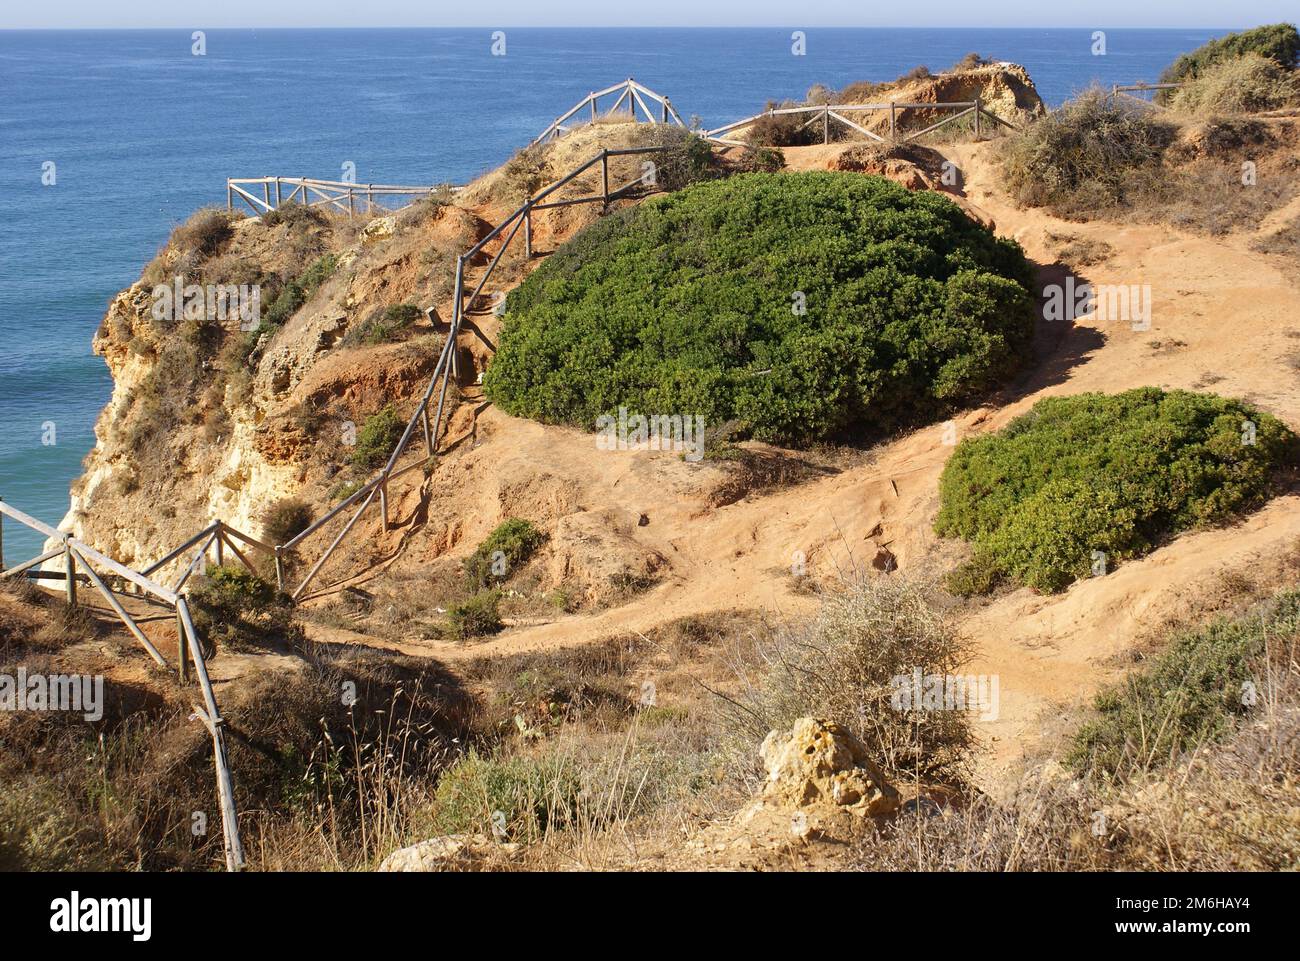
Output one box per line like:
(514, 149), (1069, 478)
(0, 26), (1227, 558)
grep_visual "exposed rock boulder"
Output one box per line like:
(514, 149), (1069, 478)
(756, 717), (900, 821)
(376, 833), (520, 871)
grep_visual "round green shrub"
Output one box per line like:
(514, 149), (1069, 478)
(936, 388), (1297, 594)
(484, 172), (1036, 445)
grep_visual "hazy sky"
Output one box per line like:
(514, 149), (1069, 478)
(0, 2), (1290, 30)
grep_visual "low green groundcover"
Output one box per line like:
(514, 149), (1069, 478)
(936, 388), (1296, 594)
(484, 172), (1036, 445)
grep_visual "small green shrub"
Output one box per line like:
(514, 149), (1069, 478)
(485, 172), (1035, 446)
(447, 590), (503, 639)
(190, 565), (296, 653)
(1159, 23), (1300, 89)
(1067, 590), (1300, 778)
(261, 253), (339, 331)
(936, 388), (1297, 594)
(262, 497), (314, 546)
(429, 750), (582, 840)
(350, 404), (405, 469)
(464, 519), (546, 591)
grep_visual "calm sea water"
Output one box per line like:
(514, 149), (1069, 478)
(0, 26), (1225, 559)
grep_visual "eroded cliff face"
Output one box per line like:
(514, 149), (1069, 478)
(58, 120), (673, 571)
(809, 61), (1047, 136)
(60, 201), (487, 567)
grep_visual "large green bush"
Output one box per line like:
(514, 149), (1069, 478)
(1159, 23), (1300, 88)
(484, 172), (1035, 445)
(936, 389), (1296, 594)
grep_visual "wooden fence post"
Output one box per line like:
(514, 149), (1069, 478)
(974, 98), (982, 139)
(274, 177), (282, 208)
(823, 105), (829, 144)
(379, 481), (389, 532)
(274, 546), (285, 593)
(524, 207), (532, 258)
(590, 93), (597, 122)
(262, 181), (270, 209)
(601, 152), (609, 205)
(63, 539), (76, 607)
(226, 184), (233, 212)
(890, 102), (897, 140)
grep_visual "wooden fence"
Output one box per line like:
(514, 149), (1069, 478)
(227, 177), (453, 218)
(531, 78), (687, 145)
(0, 499), (247, 871)
(704, 98), (1016, 146)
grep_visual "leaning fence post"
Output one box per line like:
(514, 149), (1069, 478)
(63, 538), (77, 607)
(379, 481), (390, 533)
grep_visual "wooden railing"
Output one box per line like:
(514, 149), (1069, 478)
(226, 177), (453, 218)
(531, 78), (687, 145)
(704, 98), (1017, 146)
(0, 499), (247, 871)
